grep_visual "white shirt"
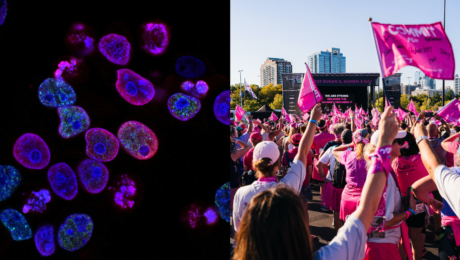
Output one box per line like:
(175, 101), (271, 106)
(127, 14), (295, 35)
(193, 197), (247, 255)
(435, 165), (460, 218)
(318, 146), (337, 181)
(232, 159), (306, 231)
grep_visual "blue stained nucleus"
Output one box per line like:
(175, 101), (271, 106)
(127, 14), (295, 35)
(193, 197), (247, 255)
(0, 165), (21, 202)
(213, 90), (230, 125)
(204, 208), (218, 224)
(48, 163), (78, 200)
(77, 159), (109, 194)
(176, 98), (189, 109)
(195, 80), (208, 94)
(214, 182), (230, 222)
(58, 213), (94, 251)
(0, 208), (32, 241)
(0, 0), (7, 26)
(94, 143), (106, 154)
(35, 225), (55, 256)
(175, 56), (205, 78)
(57, 106), (90, 138)
(38, 78), (76, 107)
(125, 81), (138, 96)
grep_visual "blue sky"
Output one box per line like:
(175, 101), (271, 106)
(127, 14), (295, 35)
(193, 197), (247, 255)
(231, 0), (459, 90)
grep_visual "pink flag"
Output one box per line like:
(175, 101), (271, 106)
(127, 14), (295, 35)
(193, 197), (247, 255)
(244, 114), (249, 122)
(297, 64), (323, 113)
(332, 103), (338, 115)
(244, 79), (258, 100)
(371, 21), (455, 80)
(397, 108), (408, 121)
(355, 104), (359, 113)
(235, 105), (245, 122)
(437, 99), (460, 125)
(355, 117), (362, 129)
(282, 107), (288, 117)
(289, 114), (296, 123)
(269, 112), (278, 121)
(303, 113), (310, 121)
(407, 100), (419, 117)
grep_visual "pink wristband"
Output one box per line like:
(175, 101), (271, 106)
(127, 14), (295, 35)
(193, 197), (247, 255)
(405, 210), (411, 220)
(368, 145), (392, 174)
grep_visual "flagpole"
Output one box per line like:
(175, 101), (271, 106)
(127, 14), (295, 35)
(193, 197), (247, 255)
(238, 70), (243, 108)
(442, 0), (446, 106)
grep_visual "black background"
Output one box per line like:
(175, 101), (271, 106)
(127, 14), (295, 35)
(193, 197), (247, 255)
(0, 0), (229, 259)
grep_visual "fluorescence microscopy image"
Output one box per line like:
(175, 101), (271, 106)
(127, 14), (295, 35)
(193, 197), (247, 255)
(47, 163), (78, 200)
(0, 0), (6, 26)
(85, 128), (119, 162)
(65, 23), (95, 56)
(34, 225), (55, 256)
(38, 78), (76, 107)
(0, 165), (21, 202)
(116, 69), (155, 105)
(108, 174), (136, 209)
(140, 22), (169, 56)
(0, 208), (32, 241)
(77, 159), (109, 194)
(98, 33), (130, 65)
(175, 56), (205, 78)
(214, 182), (230, 222)
(22, 189), (51, 214)
(57, 106), (90, 138)
(57, 213), (93, 252)
(13, 133), (50, 169)
(213, 90), (230, 125)
(117, 121), (158, 160)
(167, 93), (201, 121)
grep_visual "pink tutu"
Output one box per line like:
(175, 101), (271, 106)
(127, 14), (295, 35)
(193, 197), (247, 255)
(324, 184), (344, 211)
(340, 185), (363, 221)
(321, 181), (332, 206)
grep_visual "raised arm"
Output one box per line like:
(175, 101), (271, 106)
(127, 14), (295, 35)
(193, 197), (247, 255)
(441, 132), (460, 152)
(231, 139), (250, 162)
(412, 175), (444, 214)
(349, 110), (355, 132)
(413, 121), (442, 184)
(247, 114), (254, 133)
(295, 104), (322, 166)
(332, 143), (354, 163)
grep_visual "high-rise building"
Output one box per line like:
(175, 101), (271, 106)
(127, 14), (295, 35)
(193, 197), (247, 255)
(308, 48), (346, 73)
(260, 57), (292, 87)
(414, 70), (436, 89)
(455, 74), (460, 95)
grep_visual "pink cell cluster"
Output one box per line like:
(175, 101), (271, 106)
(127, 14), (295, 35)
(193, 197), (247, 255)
(108, 174), (136, 209)
(116, 69), (155, 106)
(85, 128), (119, 162)
(22, 189), (51, 214)
(98, 34), (131, 65)
(141, 22), (169, 56)
(54, 58), (77, 80)
(65, 23), (95, 56)
(13, 133), (51, 170)
(180, 80), (208, 99)
(188, 208), (200, 229)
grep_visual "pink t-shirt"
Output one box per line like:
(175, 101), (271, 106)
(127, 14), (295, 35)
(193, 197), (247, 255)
(446, 151), (454, 167)
(392, 154), (429, 196)
(243, 148), (255, 172)
(312, 132), (335, 155)
(340, 150), (367, 187)
(448, 142), (460, 167)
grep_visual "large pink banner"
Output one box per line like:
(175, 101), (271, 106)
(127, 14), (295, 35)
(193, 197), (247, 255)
(371, 22), (455, 80)
(235, 105), (245, 122)
(297, 64), (323, 113)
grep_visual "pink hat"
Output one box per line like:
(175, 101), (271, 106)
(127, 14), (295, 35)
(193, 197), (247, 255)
(250, 132), (262, 142)
(291, 134), (302, 145)
(253, 141), (280, 166)
(253, 126), (261, 133)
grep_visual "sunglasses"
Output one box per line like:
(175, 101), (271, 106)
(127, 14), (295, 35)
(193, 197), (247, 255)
(393, 139), (405, 145)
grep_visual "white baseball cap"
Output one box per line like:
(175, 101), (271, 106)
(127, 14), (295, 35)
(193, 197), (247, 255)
(253, 141), (280, 166)
(370, 130), (407, 146)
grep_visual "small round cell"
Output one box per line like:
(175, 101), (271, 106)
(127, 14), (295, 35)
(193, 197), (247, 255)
(181, 81), (194, 92)
(13, 133), (51, 169)
(167, 93), (201, 121)
(213, 90), (231, 125)
(35, 225), (55, 256)
(98, 34), (130, 65)
(215, 182), (230, 222)
(77, 159), (109, 194)
(58, 213), (93, 252)
(38, 78), (76, 107)
(0, 165), (21, 202)
(141, 22), (169, 56)
(195, 80), (209, 94)
(47, 163), (78, 200)
(0, 0), (7, 26)
(116, 69), (155, 105)
(85, 128), (119, 162)
(0, 208), (32, 241)
(204, 207), (218, 225)
(117, 121), (158, 160)
(58, 106), (90, 138)
(175, 56), (205, 78)
(23, 189), (51, 214)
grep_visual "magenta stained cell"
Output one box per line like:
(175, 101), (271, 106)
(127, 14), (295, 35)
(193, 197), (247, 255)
(77, 159), (109, 194)
(116, 69), (155, 106)
(85, 128), (119, 162)
(117, 121), (158, 160)
(47, 163), (78, 200)
(65, 23), (95, 56)
(13, 133), (50, 170)
(140, 22), (169, 56)
(108, 174), (136, 209)
(180, 80), (209, 99)
(23, 189), (51, 214)
(203, 207), (218, 225)
(98, 34), (130, 65)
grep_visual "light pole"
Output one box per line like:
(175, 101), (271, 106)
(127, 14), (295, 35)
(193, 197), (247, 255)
(442, 0), (446, 106)
(407, 77), (412, 86)
(238, 70), (243, 107)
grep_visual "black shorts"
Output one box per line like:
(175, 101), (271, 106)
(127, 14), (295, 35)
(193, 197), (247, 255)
(406, 211), (426, 228)
(432, 190), (442, 202)
(312, 179), (324, 184)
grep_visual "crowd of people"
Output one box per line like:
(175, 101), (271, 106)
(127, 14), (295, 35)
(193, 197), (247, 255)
(230, 103), (460, 260)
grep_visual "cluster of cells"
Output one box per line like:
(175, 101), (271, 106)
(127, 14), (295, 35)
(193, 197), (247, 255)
(182, 204), (219, 229)
(0, 0), (6, 26)
(57, 106), (90, 138)
(65, 23), (95, 56)
(38, 78), (76, 107)
(77, 159), (109, 194)
(214, 90), (230, 125)
(215, 182), (230, 222)
(0, 208), (32, 241)
(167, 93), (201, 121)
(116, 69), (155, 106)
(0, 165), (21, 202)
(117, 121), (158, 160)
(85, 128), (119, 162)
(141, 22), (169, 56)
(57, 213), (94, 251)
(22, 189), (51, 214)
(47, 163), (78, 200)
(54, 57), (78, 81)
(13, 133), (50, 169)
(180, 80), (209, 99)
(108, 174), (136, 209)
(35, 225), (55, 256)
(98, 33), (131, 65)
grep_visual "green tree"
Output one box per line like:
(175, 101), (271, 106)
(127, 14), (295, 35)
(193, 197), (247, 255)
(270, 94), (283, 109)
(446, 89), (455, 100)
(244, 100), (262, 112)
(400, 94), (409, 110)
(431, 92), (441, 105)
(377, 97), (384, 113)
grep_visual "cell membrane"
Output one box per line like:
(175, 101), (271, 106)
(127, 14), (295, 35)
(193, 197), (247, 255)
(167, 93), (201, 121)
(214, 90), (230, 125)
(23, 189), (51, 214)
(175, 56), (205, 78)
(85, 128), (119, 162)
(34, 225), (55, 256)
(0, 0), (6, 26)
(0, 208), (32, 241)
(141, 22), (169, 56)
(215, 182), (230, 222)
(58, 213), (93, 252)
(116, 69), (155, 106)
(0, 165), (21, 202)
(117, 121), (158, 160)
(13, 133), (51, 169)
(47, 163), (78, 200)
(98, 34), (130, 65)
(38, 78), (76, 107)
(58, 106), (90, 138)
(77, 159), (109, 194)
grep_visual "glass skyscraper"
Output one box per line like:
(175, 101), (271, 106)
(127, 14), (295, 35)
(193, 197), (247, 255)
(414, 70), (436, 90)
(455, 74), (460, 95)
(308, 48), (346, 73)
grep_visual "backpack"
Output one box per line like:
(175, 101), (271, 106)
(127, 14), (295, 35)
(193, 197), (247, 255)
(332, 157), (347, 188)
